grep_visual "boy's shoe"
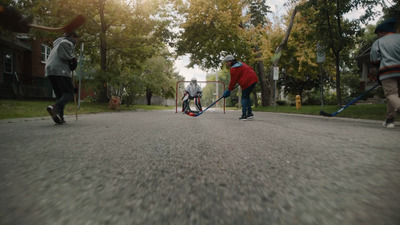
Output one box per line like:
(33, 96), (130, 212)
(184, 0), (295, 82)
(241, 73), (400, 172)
(382, 118), (395, 128)
(247, 113), (254, 119)
(47, 105), (62, 125)
(239, 115), (247, 121)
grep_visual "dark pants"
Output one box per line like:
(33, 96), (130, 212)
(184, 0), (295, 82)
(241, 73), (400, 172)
(182, 96), (202, 112)
(242, 82), (257, 116)
(48, 75), (74, 118)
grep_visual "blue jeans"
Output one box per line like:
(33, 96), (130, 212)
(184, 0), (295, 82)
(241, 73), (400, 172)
(241, 82), (256, 116)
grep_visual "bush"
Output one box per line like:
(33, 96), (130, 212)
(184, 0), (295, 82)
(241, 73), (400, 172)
(324, 93), (337, 105)
(302, 91), (337, 105)
(276, 100), (288, 106)
(303, 95), (320, 105)
(342, 96), (356, 104)
(84, 95), (97, 103)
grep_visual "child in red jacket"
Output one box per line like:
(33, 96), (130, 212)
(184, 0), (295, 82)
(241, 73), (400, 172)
(223, 55), (259, 120)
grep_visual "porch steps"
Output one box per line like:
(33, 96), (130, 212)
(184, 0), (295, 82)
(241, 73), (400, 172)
(356, 96), (384, 105)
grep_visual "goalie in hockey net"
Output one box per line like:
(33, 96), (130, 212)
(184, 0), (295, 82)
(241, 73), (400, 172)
(182, 78), (202, 113)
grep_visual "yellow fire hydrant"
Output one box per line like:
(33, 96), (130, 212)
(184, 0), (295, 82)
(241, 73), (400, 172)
(296, 95), (301, 109)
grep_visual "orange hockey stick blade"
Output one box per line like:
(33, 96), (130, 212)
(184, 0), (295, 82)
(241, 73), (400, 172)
(62, 14), (86, 33)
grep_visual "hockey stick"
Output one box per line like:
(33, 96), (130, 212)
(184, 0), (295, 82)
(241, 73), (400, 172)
(320, 83), (379, 117)
(29, 14), (86, 33)
(186, 85), (239, 117)
(0, 5), (85, 33)
(72, 71), (78, 120)
(186, 96), (223, 117)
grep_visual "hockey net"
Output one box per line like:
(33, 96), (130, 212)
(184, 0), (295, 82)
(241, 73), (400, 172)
(175, 81), (226, 114)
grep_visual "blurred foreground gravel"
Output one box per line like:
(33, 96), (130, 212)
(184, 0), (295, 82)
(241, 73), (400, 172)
(0, 110), (399, 225)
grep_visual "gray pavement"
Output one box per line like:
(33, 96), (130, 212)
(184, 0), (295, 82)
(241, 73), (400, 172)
(0, 110), (399, 225)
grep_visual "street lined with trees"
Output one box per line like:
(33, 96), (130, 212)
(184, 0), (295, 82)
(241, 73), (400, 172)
(3, 0), (398, 106)
(1, 1), (399, 224)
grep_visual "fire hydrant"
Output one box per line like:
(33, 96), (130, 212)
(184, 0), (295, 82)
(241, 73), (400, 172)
(296, 95), (301, 109)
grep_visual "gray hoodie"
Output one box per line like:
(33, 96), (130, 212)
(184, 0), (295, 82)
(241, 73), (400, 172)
(45, 37), (75, 77)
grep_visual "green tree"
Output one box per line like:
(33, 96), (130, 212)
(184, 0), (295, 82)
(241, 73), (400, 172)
(22, 0), (179, 103)
(141, 55), (176, 105)
(278, 9), (320, 98)
(203, 69), (231, 106)
(242, 0), (272, 106)
(297, 0), (385, 106)
(176, 0), (245, 69)
(176, 0), (277, 106)
(380, 0), (399, 30)
(83, 0), (174, 102)
(276, 4), (337, 100)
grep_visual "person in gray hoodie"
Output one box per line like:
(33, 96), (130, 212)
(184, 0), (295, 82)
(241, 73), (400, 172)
(45, 32), (78, 124)
(370, 18), (400, 128)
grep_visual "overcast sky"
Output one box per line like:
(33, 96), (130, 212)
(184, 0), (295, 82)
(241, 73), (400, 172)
(173, 0), (388, 82)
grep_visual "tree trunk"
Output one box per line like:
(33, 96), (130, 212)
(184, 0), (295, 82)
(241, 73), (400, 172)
(335, 0), (342, 107)
(334, 55), (342, 106)
(146, 87), (152, 105)
(253, 48), (271, 106)
(98, 0), (109, 103)
(256, 60), (272, 106)
(266, 6), (298, 106)
(252, 88), (258, 107)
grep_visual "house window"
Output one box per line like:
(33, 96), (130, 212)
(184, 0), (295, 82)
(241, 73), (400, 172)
(4, 52), (13, 74)
(41, 44), (51, 63)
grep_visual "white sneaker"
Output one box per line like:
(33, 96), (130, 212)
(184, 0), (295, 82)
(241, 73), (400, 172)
(46, 105), (62, 125)
(383, 119), (395, 128)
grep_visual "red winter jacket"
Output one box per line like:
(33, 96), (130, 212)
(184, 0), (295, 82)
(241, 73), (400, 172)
(228, 62), (259, 91)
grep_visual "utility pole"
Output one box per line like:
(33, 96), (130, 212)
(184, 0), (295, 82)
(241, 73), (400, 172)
(273, 67), (279, 109)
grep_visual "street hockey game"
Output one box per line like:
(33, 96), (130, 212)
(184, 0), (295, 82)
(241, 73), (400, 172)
(175, 80), (226, 114)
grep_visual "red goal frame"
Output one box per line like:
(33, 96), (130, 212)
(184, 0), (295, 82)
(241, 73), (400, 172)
(175, 80), (226, 114)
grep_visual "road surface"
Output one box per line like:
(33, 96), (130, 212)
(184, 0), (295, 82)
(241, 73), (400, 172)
(0, 110), (399, 225)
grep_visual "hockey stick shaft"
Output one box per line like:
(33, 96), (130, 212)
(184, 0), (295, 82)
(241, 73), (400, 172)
(72, 71), (78, 120)
(320, 83), (379, 117)
(29, 14), (86, 33)
(195, 96), (224, 116)
(193, 85), (239, 117)
(0, 5), (85, 33)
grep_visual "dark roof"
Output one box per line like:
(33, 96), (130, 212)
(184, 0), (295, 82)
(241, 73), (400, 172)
(0, 34), (31, 51)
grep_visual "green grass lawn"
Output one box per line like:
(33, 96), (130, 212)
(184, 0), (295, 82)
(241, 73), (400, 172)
(231, 104), (387, 121)
(0, 99), (174, 119)
(252, 104), (387, 120)
(0, 99), (386, 121)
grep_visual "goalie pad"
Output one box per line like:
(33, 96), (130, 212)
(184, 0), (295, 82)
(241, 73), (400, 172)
(182, 94), (189, 101)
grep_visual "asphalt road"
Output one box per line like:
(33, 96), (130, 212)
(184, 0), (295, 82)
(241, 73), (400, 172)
(0, 110), (399, 225)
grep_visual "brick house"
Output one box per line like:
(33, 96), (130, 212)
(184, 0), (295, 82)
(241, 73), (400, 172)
(0, 33), (53, 98)
(0, 32), (94, 100)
